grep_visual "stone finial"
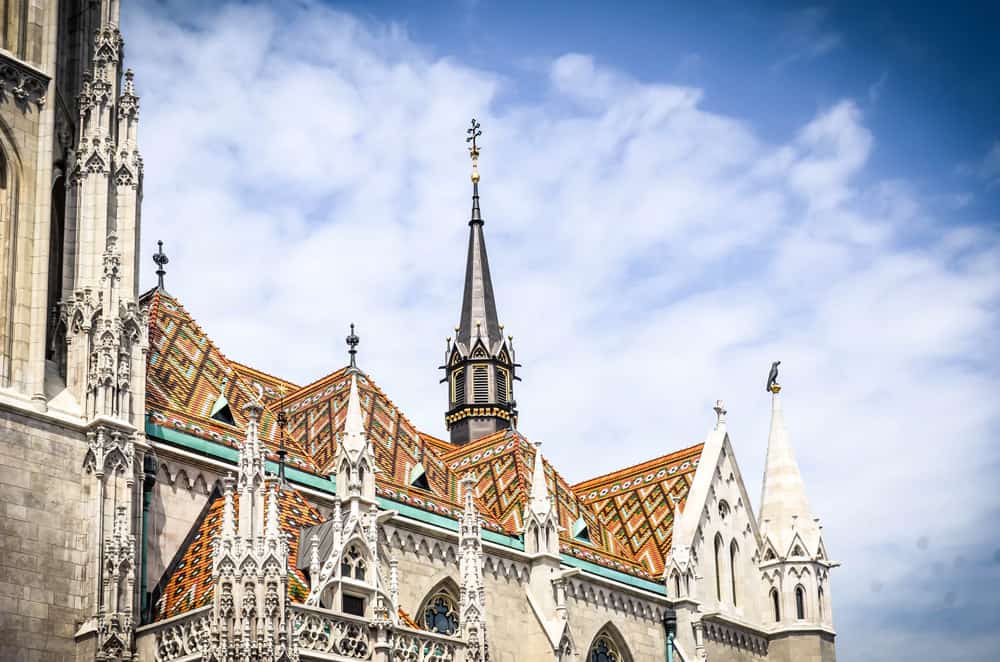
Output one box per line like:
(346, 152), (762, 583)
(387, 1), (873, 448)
(346, 323), (360, 371)
(152, 240), (168, 289)
(714, 400), (727, 429)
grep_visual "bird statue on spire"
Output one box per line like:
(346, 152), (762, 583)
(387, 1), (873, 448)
(766, 360), (781, 393)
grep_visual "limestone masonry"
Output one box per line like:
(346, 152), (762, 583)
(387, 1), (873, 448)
(0, 2), (837, 661)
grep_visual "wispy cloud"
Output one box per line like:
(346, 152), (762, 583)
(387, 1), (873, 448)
(773, 7), (843, 71)
(125, 2), (1000, 660)
(978, 141), (1000, 185)
(868, 70), (889, 104)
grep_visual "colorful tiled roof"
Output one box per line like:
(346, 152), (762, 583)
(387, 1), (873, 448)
(443, 430), (653, 580)
(143, 289), (316, 473)
(151, 487), (323, 621)
(143, 287), (697, 586)
(574, 443), (703, 575)
(281, 369), (453, 498)
(143, 289), (497, 538)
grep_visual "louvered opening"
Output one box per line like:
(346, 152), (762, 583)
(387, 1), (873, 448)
(473, 367), (489, 403)
(495, 367), (508, 404)
(452, 369), (466, 405)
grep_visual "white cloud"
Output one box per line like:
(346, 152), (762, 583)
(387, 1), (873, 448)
(125, 2), (1000, 660)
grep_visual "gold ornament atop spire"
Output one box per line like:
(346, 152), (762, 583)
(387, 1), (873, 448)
(467, 118), (482, 182)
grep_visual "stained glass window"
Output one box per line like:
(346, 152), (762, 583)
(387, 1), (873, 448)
(589, 634), (621, 662)
(422, 592), (459, 635)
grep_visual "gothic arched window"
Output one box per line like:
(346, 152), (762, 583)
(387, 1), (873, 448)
(729, 540), (739, 606)
(713, 534), (724, 601)
(795, 585), (806, 620)
(818, 586), (825, 620)
(588, 632), (623, 662)
(421, 589), (459, 636)
(672, 572), (681, 597)
(771, 588), (781, 622)
(340, 545), (366, 581)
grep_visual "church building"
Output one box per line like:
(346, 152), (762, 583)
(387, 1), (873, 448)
(0, 2), (838, 661)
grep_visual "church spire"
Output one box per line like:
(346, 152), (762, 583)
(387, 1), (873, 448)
(759, 364), (821, 556)
(443, 120), (519, 444)
(457, 118), (500, 348)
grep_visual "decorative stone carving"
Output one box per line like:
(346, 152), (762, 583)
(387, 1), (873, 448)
(0, 56), (49, 106)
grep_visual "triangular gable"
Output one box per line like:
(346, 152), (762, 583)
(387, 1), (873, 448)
(574, 443), (703, 576)
(672, 428), (765, 571)
(150, 487), (323, 622)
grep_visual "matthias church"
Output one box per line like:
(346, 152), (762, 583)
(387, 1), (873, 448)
(0, 2), (837, 661)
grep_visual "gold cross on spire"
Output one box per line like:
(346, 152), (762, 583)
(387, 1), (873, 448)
(467, 118), (482, 182)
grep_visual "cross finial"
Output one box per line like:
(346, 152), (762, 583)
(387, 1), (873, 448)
(714, 400), (727, 429)
(152, 240), (169, 290)
(467, 118), (482, 154)
(467, 118), (482, 184)
(346, 323), (360, 370)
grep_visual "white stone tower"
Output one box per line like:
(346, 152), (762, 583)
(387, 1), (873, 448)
(758, 375), (838, 662)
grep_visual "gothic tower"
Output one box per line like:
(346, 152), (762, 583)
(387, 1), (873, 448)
(0, 3), (149, 660)
(442, 119), (518, 445)
(758, 373), (837, 662)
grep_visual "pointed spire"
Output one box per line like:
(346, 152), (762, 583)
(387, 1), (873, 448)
(265, 479), (281, 541)
(221, 473), (236, 540)
(529, 442), (551, 516)
(457, 119), (501, 349)
(759, 369), (821, 555)
(342, 373), (366, 455)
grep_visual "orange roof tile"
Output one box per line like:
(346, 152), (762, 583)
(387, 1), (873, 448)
(151, 487), (323, 622)
(574, 443), (704, 575)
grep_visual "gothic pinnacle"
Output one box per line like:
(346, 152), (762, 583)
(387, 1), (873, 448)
(346, 323), (360, 372)
(152, 240), (168, 290)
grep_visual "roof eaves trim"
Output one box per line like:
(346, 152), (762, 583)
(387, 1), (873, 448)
(558, 554), (667, 596)
(147, 421), (524, 549)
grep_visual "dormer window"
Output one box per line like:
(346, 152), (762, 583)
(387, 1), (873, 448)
(409, 463), (431, 491)
(572, 516), (591, 543)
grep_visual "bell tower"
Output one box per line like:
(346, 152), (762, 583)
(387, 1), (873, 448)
(442, 119), (519, 445)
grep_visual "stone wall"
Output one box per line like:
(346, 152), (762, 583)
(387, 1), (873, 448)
(145, 459), (214, 587)
(0, 405), (92, 662)
(767, 631), (836, 662)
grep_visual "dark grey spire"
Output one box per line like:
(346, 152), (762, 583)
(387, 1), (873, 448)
(457, 119), (501, 349)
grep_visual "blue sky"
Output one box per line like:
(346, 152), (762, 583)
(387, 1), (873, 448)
(124, 2), (999, 660)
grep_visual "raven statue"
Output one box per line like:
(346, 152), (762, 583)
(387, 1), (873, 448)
(766, 361), (781, 393)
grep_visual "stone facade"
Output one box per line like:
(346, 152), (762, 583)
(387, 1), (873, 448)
(0, 409), (91, 662)
(0, 2), (838, 661)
